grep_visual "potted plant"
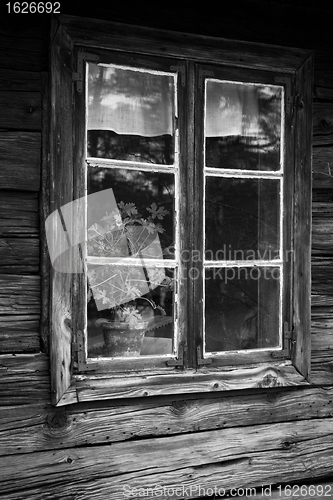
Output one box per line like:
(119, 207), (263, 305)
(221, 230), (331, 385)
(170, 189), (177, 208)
(87, 198), (172, 357)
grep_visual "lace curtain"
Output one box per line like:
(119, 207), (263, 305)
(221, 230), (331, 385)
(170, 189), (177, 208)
(87, 64), (260, 138)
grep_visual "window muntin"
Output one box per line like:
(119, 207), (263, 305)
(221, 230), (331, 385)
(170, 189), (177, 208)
(85, 60), (179, 360)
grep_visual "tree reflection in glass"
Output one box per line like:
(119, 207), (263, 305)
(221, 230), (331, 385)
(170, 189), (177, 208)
(87, 63), (175, 164)
(205, 267), (280, 352)
(205, 80), (282, 171)
(205, 177), (280, 261)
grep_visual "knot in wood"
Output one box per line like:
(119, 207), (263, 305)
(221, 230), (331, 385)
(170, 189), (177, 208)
(266, 391), (279, 403)
(258, 372), (282, 388)
(320, 118), (332, 131)
(171, 399), (188, 413)
(281, 440), (295, 450)
(45, 412), (70, 432)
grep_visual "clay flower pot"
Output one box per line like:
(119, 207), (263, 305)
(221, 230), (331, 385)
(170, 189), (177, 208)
(98, 319), (149, 357)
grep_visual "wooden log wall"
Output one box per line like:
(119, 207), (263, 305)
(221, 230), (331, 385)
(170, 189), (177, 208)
(1, 3), (333, 499)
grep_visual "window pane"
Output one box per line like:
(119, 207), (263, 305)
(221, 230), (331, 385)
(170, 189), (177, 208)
(87, 63), (175, 164)
(205, 80), (282, 171)
(87, 167), (175, 259)
(87, 265), (175, 358)
(205, 267), (280, 352)
(205, 177), (280, 260)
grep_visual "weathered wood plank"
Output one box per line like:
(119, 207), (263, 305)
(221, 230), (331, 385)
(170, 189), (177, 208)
(0, 419), (333, 499)
(0, 92), (41, 130)
(0, 238), (39, 274)
(3, 386), (333, 456)
(0, 69), (41, 92)
(292, 53), (313, 380)
(312, 332), (333, 352)
(40, 72), (50, 353)
(73, 363), (308, 404)
(312, 258), (333, 308)
(313, 52), (333, 95)
(312, 146), (333, 189)
(0, 275), (40, 315)
(0, 354), (50, 405)
(312, 296), (333, 308)
(311, 316), (333, 335)
(314, 85), (333, 101)
(0, 316), (40, 353)
(313, 103), (333, 146)
(311, 351), (333, 385)
(312, 203), (333, 255)
(313, 190), (333, 204)
(0, 192), (38, 237)
(58, 14), (312, 73)
(0, 23), (48, 72)
(49, 19), (75, 406)
(0, 132), (40, 191)
(0, 277), (40, 355)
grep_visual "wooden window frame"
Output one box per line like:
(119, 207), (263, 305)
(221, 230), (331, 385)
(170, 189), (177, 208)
(49, 14), (313, 406)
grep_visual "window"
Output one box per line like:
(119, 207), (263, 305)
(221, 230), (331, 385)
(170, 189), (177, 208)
(48, 15), (313, 405)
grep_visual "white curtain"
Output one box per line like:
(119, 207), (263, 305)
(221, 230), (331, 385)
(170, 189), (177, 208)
(87, 64), (260, 138)
(87, 64), (174, 137)
(205, 81), (260, 137)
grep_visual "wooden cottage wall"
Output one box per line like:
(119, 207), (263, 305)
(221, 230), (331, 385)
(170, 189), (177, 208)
(1, 2), (333, 499)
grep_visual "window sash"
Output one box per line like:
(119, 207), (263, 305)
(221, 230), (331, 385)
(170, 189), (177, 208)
(79, 55), (295, 368)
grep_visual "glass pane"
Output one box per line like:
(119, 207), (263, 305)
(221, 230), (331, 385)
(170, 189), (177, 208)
(87, 167), (175, 260)
(205, 177), (280, 261)
(87, 265), (175, 358)
(87, 63), (175, 164)
(205, 80), (282, 171)
(205, 267), (280, 352)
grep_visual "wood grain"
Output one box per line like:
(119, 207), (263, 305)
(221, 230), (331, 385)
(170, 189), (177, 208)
(0, 132), (40, 191)
(0, 238), (39, 274)
(0, 69), (41, 92)
(312, 147), (333, 189)
(311, 351), (333, 385)
(72, 363), (308, 404)
(292, 54), (313, 380)
(0, 92), (41, 130)
(312, 258), (333, 307)
(49, 19), (75, 406)
(313, 103), (333, 146)
(59, 14), (312, 73)
(0, 275), (40, 315)
(2, 383), (333, 456)
(0, 419), (333, 499)
(0, 274), (40, 352)
(0, 192), (38, 237)
(0, 354), (50, 405)
(312, 203), (333, 255)
(0, 316), (40, 353)
(0, 23), (48, 72)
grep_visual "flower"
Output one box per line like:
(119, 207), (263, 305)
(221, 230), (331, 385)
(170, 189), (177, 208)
(87, 199), (173, 327)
